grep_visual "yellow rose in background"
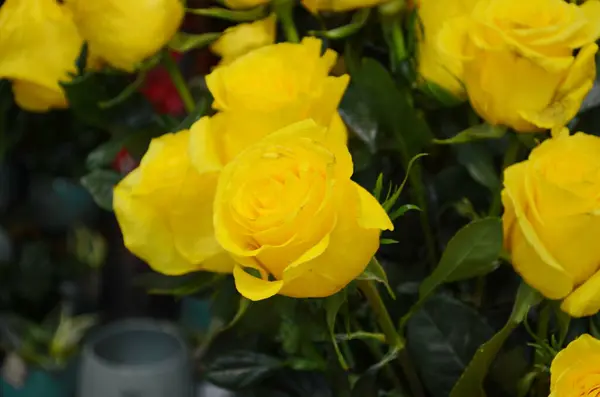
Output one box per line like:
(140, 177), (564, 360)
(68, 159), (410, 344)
(502, 130), (600, 317)
(416, 0), (478, 98)
(549, 334), (600, 397)
(113, 118), (233, 276)
(439, 0), (600, 132)
(214, 119), (393, 301)
(210, 15), (277, 66)
(66, 0), (184, 71)
(206, 37), (349, 139)
(301, 0), (387, 13)
(0, 0), (82, 112)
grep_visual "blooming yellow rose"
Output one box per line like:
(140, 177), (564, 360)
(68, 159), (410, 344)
(550, 334), (600, 397)
(213, 119), (393, 301)
(416, 0), (478, 98)
(502, 129), (600, 317)
(210, 15), (276, 66)
(206, 37), (349, 136)
(66, 0), (184, 71)
(439, 0), (600, 132)
(113, 118), (233, 276)
(0, 0), (82, 112)
(301, 0), (387, 13)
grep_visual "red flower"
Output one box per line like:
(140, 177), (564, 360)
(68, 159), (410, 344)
(112, 148), (138, 175)
(140, 51), (185, 116)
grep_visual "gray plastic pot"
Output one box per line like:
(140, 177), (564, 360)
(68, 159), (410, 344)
(77, 319), (192, 397)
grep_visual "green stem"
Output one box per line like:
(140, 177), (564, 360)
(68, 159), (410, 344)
(162, 52), (195, 114)
(390, 19), (407, 63)
(273, 0), (299, 43)
(358, 280), (426, 397)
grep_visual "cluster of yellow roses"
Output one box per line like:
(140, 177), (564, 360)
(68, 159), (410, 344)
(113, 38), (393, 301)
(0, 0), (184, 112)
(417, 0), (600, 319)
(419, 0), (600, 132)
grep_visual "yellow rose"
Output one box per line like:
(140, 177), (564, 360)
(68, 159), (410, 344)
(416, 0), (478, 98)
(502, 129), (600, 317)
(66, 0), (184, 71)
(113, 118), (233, 276)
(301, 0), (387, 13)
(213, 119), (393, 301)
(0, 0), (83, 112)
(210, 15), (276, 66)
(550, 334), (600, 397)
(206, 38), (349, 139)
(439, 0), (600, 132)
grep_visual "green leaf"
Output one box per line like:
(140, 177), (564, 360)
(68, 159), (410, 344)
(418, 81), (464, 108)
(382, 153), (428, 212)
(389, 204), (421, 221)
(86, 135), (130, 170)
(406, 294), (494, 397)
(134, 271), (223, 296)
(420, 217), (502, 295)
(380, 238), (399, 245)
(357, 258), (395, 299)
(347, 58), (433, 163)
(324, 290), (349, 370)
(335, 331), (386, 343)
(204, 351), (285, 390)
(80, 170), (122, 211)
(433, 123), (507, 145)
(169, 32), (221, 52)
(449, 282), (542, 397)
(400, 218), (502, 329)
(373, 173), (384, 201)
(350, 346), (400, 397)
(222, 297), (251, 331)
(309, 8), (370, 40)
(62, 71), (159, 132)
(551, 301), (571, 346)
(454, 143), (500, 191)
(186, 5), (267, 21)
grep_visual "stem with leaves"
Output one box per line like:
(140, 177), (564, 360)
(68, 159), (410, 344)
(358, 280), (426, 397)
(162, 52), (195, 114)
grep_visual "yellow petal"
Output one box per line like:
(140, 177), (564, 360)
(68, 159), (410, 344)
(11, 80), (68, 112)
(521, 43), (598, 130)
(353, 182), (394, 231)
(576, 0), (600, 45)
(114, 177), (198, 275)
(115, 130), (227, 275)
(279, 180), (380, 298)
(0, 0), (82, 112)
(550, 334), (600, 392)
(188, 116), (225, 173)
(210, 15), (276, 66)
(66, 0), (184, 71)
(201, 252), (236, 273)
(233, 264), (284, 301)
(503, 164), (574, 299)
(561, 268), (600, 317)
(464, 49), (563, 132)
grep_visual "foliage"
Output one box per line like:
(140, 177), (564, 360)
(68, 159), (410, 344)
(2, 0), (600, 395)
